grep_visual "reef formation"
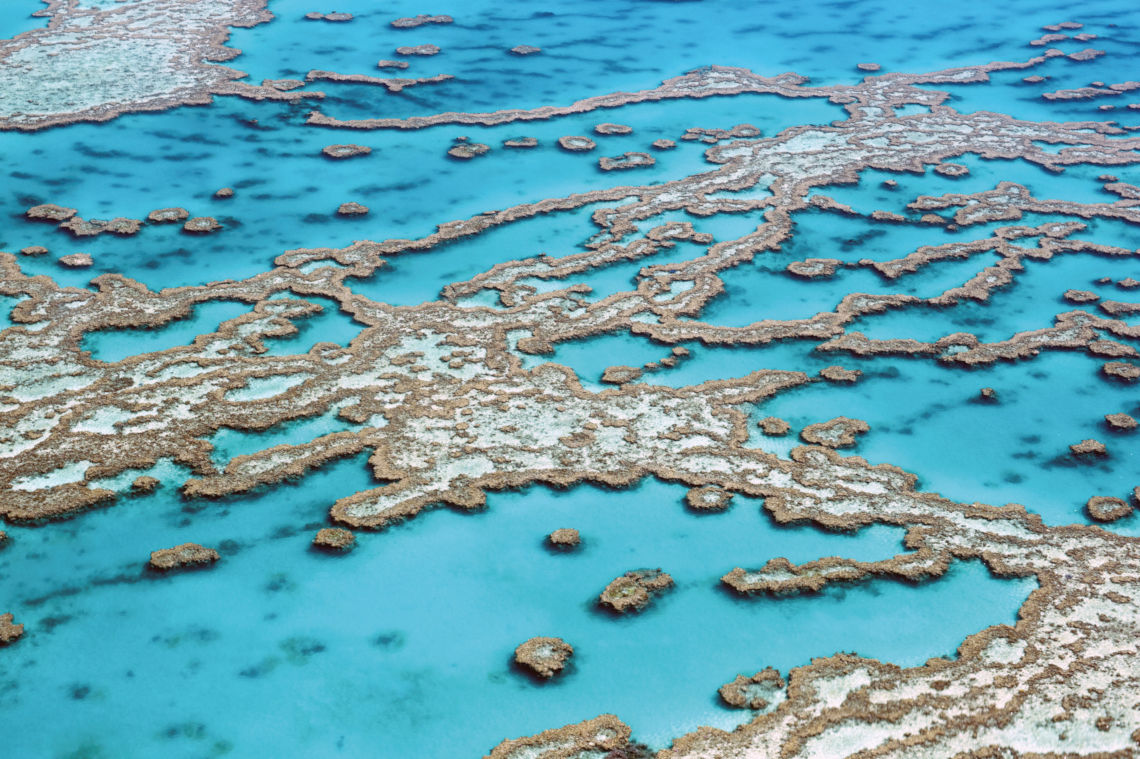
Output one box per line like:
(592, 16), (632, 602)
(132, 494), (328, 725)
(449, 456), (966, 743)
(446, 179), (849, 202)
(1, 6), (1140, 756)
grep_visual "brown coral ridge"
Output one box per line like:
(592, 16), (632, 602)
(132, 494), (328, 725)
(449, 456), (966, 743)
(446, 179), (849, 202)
(321, 143), (371, 159)
(598, 152), (656, 171)
(313, 527), (356, 552)
(685, 485), (734, 511)
(719, 667), (786, 710)
(819, 365), (861, 383)
(447, 140), (491, 160)
(800, 417), (869, 448)
(59, 217), (142, 238)
(131, 476), (159, 494)
(599, 569), (674, 613)
(1086, 496), (1132, 523)
(547, 528), (581, 549)
(557, 135), (596, 152)
(486, 714), (630, 759)
(513, 636), (573, 679)
(1069, 438), (1107, 456)
(1105, 412), (1138, 430)
(148, 543), (220, 572)
(336, 202), (369, 216)
(395, 44), (440, 56)
(503, 137), (538, 148)
(0, 0), (275, 131)
(786, 258), (840, 278)
(58, 253), (93, 268)
(595, 123), (634, 135)
(182, 216), (222, 234)
(26, 204), (76, 222)
(757, 416), (791, 436)
(390, 14), (453, 28)
(0, 613), (24, 646)
(147, 207), (190, 224)
(304, 12), (352, 22)
(306, 70), (454, 94)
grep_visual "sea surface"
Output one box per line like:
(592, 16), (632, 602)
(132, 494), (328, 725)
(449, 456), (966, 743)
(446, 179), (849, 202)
(1, 0), (1138, 756)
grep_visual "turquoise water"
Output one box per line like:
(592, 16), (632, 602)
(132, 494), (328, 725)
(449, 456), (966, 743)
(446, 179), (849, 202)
(0, 467), (1033, 757)
(3, 0), (1140, 755)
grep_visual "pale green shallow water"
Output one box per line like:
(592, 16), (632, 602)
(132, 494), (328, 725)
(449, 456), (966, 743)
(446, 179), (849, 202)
(1, 0), (1139, 756)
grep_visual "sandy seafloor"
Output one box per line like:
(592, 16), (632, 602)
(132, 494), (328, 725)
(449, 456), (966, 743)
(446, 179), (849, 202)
(1, 0), (1139, 756)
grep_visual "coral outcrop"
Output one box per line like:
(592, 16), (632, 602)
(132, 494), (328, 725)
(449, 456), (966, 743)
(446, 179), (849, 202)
(0, 614), (23, 646)
(513, 636), (573, 678)
(547, 528), (581, 549)
(313, 527), (356, 552)
(599, 569), (674, 613)
(148, 543), (220, 571)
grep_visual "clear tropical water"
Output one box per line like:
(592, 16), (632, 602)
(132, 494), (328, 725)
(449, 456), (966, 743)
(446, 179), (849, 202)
(2, 0), (1138, 756)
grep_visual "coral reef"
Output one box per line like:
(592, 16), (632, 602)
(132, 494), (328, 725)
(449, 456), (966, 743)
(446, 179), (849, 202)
(447, 140), (490, 160)
(718, 667), (786, 710)
(391, 14), (452, 28)
(787, 258), (840, 278)
(322, 144), (371, 159)
(487, 714), (629, 758)
(819, 365), (861, 383)
(148, 543), (220, 571)
(557, 136), (596, 152)
(503, 137), (538, 148)
(758, 416), (791, 436)
(800, 417), (870, 448)
(305, 12), (352, 22)
(58, 253), (92, 268)
(0, 614), (24, 646)
(1105, 413), (1137, 430)
(313, 527), (356, 551)
(598, 152), (655, 171)
(513, 636), (573, 678)
(0, 0), (274, 130)
(599, 569), (674, 613)
(147, 207), (190, 223)
(131, 476), (159, 493)
(685, 485), (733, 511)
(595, 123), (633, 135)
(336, 202), (369, 216)
(508, 45), (541, 56)
(547, 528), (580, 548)
(1086, 496), (1132, 523)
(1070, 438), (1107, 456)
(395, 45), (440, 56)
(26, 204), (76, 222)
(59, 217), (142, 237)
(182, 217), (221, 234)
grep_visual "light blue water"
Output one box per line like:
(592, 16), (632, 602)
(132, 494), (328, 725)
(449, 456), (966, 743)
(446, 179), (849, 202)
(0, 1), (46, 39)
(82, 301), (252, 362)
(3, 0), (1140, 755)
(0, 464), (1033, 757)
